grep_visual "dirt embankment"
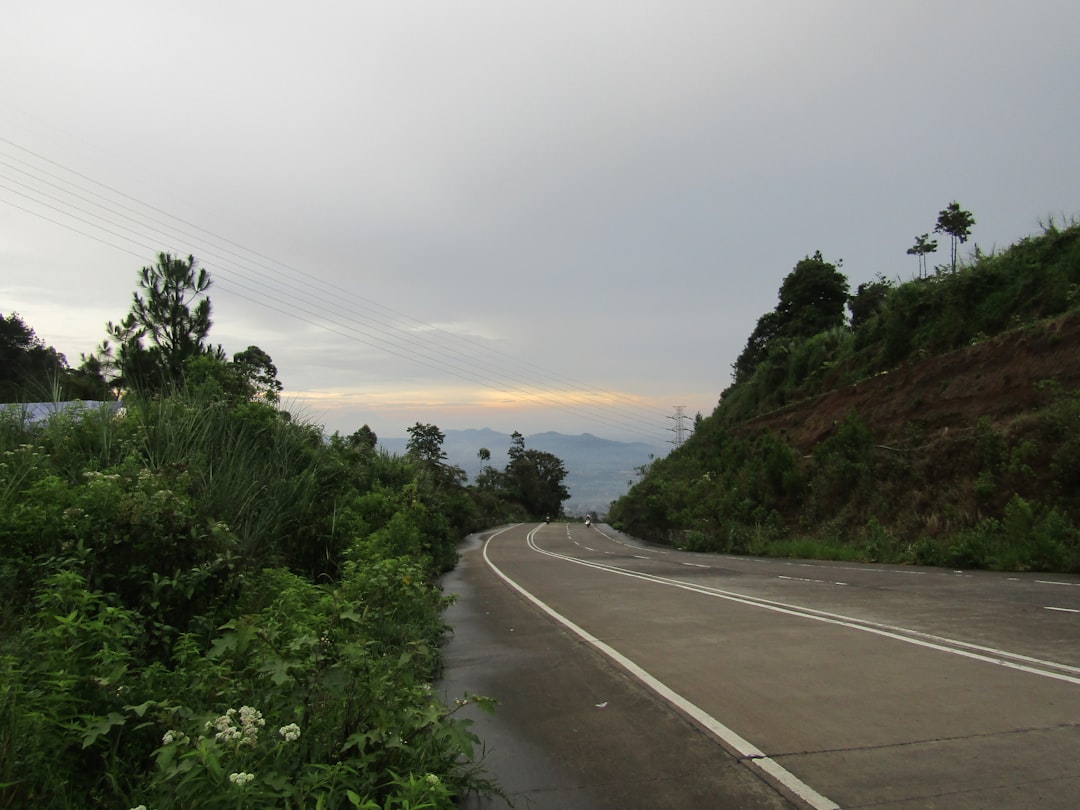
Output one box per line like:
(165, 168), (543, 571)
(739, 311), (1080, 454)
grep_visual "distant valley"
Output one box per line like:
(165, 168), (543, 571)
(378, 428), (668, 515)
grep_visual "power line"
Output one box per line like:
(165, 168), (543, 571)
(0, 142), (658, 423)
(0, 138), (674, 442)
(0, 138), (665, 430)
(0, 170), (660, 439)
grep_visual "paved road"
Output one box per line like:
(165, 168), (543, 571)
(440, 523), (1080, 809)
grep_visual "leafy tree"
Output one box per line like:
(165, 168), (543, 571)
(775, 251), (849, 338)
(906, 233), (938, 277)
(732, 252), (848, 383)
(733, 311), (781, 384)
(848, 276), (893, 332)
(179, 344), (283, 411)
(106, 253), (214, 392)
(0, 312), (110, 401)
(934, 201), (976, 273)
(231, 345), (283, 403)
(347, 425), (378, 453)
(0, 312), (67, 401)
(406, 422), (448, 466)
(503, 431), (570, 518)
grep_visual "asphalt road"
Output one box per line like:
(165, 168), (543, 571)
(439, 523), (1080, 809)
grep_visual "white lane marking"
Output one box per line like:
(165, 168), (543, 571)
(1038, 580), (1080, 587)
(786, 560), (927, 576)
(682, 562), (710, 568)
(590, 524), (670, 553)
(1045, 606), (1080, 613)
(777, 575), (850, 586)
(482, 526), (840, 810)
(521, 531), (1080, 684)
(632, 555), (651, 560)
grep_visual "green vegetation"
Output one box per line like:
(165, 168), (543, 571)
(610, 213), (1080, 573)
(0, 256), (573, 808)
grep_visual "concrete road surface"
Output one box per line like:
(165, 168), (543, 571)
(439, 523), (1080, 809)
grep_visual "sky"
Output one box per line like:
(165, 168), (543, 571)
(2, 1), (1077, 445)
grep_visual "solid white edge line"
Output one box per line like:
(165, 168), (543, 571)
(482, 525), (841, 810)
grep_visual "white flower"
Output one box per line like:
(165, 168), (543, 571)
(211, 706), (263, 747)
(161, 729), (185, 745)
(228, 771), (255, 786)
(278, 723), (301, 742)
(425, 773), (441, 786)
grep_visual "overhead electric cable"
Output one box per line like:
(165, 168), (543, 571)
(0, 139), (665, 431)
(0, 137), (678, 441)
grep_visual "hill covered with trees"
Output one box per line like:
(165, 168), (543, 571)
(610, 211), (1080, 572)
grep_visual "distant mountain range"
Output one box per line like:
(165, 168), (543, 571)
(377, 428), (668, 515)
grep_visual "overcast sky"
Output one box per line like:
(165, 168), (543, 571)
(2, 1), (1077, 444)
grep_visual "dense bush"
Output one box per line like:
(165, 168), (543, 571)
(0, 393), (499, 809)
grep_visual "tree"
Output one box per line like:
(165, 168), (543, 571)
(107, 253), (214, 392)
(406, 422), (448, 466)
(347, 425), (378, 453)
(0, 312), (109, 401)
(934, 202), (975, 273)
(848, 276), (893, 331)
(775, 251), (849, 339)
(733, 252), (848, 384)
(0, 312), (66, 401)
(906, 233), (938, 278)
(503, 431), (570, 518)
(732, 311), (781, 384)
(231, 345), (283, 403)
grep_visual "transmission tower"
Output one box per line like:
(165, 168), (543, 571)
(667, 405), (691, 447)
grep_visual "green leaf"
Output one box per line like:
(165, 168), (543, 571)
(81, 712), (125, 748)
(259, 657), (297, 686)
(126, 700), (155, 718)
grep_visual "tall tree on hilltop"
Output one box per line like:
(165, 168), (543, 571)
(934, 201), (976, 273)
(906, 233), (938, 278)
(775, 251), (849, 339)
(734, 252), (848, 384)
(105, 253), (214, 392)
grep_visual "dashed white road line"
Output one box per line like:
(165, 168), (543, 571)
(525, 526), (1080, 683)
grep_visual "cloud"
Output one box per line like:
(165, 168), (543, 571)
(2, 0), (1078, 444)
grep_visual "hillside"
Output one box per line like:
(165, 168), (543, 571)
(609, 221), (1080, 572)
(739, 311), (1080, 454)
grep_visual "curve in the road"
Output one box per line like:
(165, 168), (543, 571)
(482, 524), (842, 810)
